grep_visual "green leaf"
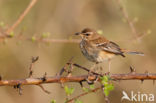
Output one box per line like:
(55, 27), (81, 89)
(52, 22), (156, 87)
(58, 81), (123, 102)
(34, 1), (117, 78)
(42, 32), (50, 38)
(104, 89), (109, 97)
(89, 84), (95, 89)
(75, 99), (83, 103)
(51, 99), (56, 103)
(64, 85), (75, 96)
(69, 87), (75, 95)
(64, 85), (69, 95)
(31, 36), (36, 42)
(9, 31), (14, 37)
(106, 84), (114, 91)
(100, 76), (109, 85)
(100, 76), (108, 82)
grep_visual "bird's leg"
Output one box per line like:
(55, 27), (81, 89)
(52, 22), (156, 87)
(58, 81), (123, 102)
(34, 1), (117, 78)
(86, 63), (98, 84)
(89, 63), (96, 74)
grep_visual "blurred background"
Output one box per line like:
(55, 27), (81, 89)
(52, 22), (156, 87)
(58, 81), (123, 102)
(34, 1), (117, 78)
(0, 0), (156, 103)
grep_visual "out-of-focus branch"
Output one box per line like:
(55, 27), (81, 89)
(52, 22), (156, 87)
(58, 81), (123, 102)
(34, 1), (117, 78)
(115, 0), (138, 40)
(0, 0), (38, 39)
(5, 0), (38, 35)
(66, 86), (102, 103)
(40, 38), (80, 43)
(1, 73), (156, 86)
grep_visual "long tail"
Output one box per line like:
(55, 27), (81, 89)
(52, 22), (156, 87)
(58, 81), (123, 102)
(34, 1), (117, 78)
(122, 49), (144, 56)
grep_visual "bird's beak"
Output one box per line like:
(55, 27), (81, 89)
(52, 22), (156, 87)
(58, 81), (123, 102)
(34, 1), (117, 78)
(75, 32), (81, 35)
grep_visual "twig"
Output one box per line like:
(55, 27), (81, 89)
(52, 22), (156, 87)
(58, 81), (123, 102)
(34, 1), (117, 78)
(58, 57), (74, 76)
(66, 87), (101, 103)
(5, 0), (38, 35)
(115, 0), (138, 41)
(68, 63), (103, 76)
(40, 38), (80, 43)
(37, 84), (50, 94)
(29, 56), (39, 77)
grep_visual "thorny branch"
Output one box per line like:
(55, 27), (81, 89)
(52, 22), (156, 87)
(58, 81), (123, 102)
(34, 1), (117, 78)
(0, 58), (155, 102)
(1, 62), (156, 86)
(1, 73), (156, 86)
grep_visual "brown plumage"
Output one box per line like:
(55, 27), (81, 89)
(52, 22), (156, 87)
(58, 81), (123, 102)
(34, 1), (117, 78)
(75, 28), (144, 72)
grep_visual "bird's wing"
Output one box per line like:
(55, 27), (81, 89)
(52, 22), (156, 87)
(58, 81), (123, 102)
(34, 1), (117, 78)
(92, 37), (125, 57)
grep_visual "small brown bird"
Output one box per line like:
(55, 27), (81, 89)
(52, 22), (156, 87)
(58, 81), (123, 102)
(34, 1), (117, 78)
(75, 28), (144, 72)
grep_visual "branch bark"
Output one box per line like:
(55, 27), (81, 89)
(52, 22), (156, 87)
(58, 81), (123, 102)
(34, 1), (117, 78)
(0, 73), (156, 86)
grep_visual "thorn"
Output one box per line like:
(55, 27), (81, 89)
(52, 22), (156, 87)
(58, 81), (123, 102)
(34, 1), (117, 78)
(32, 56), (39, 63)
(79, 81), (83, 87)
(14, 84), (22, 95)
(141, 79), (144, 84)
(41, 72), (47, 82)
(38, 84), (50, 94)
(145, 70), (149, 77)
(130, 66), (136, 73)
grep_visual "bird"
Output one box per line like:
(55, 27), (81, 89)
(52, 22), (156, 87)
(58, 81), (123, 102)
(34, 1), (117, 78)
(75, 28), (144, 72)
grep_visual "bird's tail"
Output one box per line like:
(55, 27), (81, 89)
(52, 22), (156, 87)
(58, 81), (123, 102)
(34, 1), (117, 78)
(122, 49), (144, 56)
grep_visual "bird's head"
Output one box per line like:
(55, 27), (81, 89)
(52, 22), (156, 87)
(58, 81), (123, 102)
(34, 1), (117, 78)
(75, 28), (99, 40)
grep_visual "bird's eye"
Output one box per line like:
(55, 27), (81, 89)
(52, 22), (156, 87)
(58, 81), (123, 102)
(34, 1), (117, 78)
(85, 33), (90, 36)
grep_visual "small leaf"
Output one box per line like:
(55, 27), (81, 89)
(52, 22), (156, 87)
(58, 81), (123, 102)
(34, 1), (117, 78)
(64, 86), (69, 95)
(64, 86), (75, 96)
(103, 76), (108, 82)
(9, 31), (14, 37)
(69, 87), (75, 95)
(100, 76), (109, 85)
(31, 36), (36, 42)
(89, 84), (95, 89)
(42, 32), (50, 38)
(104, 89), (109, 97)
(106, 84), (114, 91)
(51, 99), (56, 103)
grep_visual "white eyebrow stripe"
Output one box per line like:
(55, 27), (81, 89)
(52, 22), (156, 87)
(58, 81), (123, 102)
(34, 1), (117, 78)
(83, 32), (94, 34)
